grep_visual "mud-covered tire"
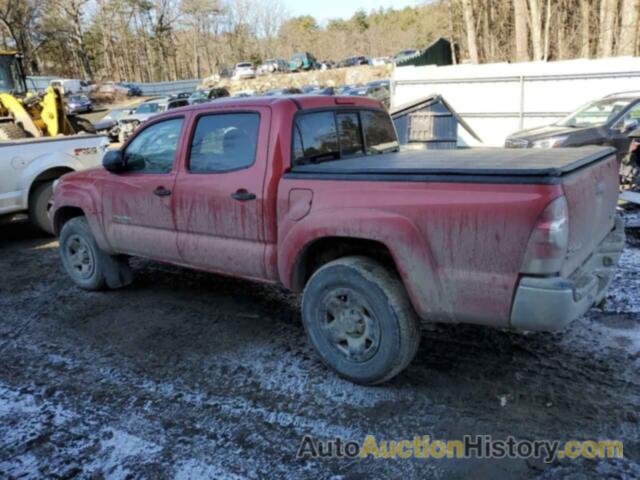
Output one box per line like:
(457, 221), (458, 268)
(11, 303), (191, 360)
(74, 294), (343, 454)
(59, 217), (132, 291)
(68, 115), (97, 134)
(29, 182), (54, 234)
(301, 256), (420, 385)
(0, 123), (27, 140)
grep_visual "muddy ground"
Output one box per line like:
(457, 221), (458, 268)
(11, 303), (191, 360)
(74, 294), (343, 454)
(1, 214), (639, 479)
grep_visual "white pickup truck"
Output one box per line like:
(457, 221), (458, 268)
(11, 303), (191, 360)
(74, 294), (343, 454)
(0, 135), (108, 233)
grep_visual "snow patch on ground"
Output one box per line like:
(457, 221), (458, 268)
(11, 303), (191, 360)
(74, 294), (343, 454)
(82, 428), (163, 479)
(173, 458), (245, 480)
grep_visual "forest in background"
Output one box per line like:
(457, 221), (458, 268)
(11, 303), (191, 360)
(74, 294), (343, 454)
(0, 0), (638, 82)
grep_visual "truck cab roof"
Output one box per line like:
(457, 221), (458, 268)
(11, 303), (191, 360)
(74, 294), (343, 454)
(153, 95), (384, 117)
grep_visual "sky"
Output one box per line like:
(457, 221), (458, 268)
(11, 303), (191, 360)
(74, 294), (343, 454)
(282, 0), (421, 24)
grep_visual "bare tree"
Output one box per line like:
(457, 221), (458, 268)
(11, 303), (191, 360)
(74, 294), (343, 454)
(49, 0), (94, 79)
(460, 0), (479, 63)
(528, 0), (544, 60)
(513, 0), (529, 61)
(580, 0), (592, 57)
(618, 0), (639, 55)
(0, 0), (43, 73)
(598, 0), (617, 57)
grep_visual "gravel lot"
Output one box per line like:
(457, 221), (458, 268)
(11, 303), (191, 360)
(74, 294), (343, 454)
(1, 212), (639, 479)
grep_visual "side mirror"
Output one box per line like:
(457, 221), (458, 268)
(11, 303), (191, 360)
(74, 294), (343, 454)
(623, 118), (640, 134)
(103, 149), (125, 173)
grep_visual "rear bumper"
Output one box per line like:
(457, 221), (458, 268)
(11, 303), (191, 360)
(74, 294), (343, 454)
(510, 216), (625, 331)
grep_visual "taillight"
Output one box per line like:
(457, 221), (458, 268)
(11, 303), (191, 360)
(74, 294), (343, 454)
(521, 196), (569, 274)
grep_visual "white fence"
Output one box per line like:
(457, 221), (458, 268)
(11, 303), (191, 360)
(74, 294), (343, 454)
(392, 57), (640, 146)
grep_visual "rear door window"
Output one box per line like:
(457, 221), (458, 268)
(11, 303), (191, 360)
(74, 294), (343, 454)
(361, 110), (399, 154)
(293, 112), (339, 163)
(336, 112), (364, 156)
(293, 109), (397, 165)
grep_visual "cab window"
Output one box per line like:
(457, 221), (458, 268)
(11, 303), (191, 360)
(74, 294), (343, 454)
(124, 118), (183, 173)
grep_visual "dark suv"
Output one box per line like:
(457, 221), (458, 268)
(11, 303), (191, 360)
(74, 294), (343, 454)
(505, 92), (640, 160)
(188, 87), (230, 105)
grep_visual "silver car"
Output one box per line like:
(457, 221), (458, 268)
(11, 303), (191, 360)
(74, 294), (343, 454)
(118, 98), (189, 143)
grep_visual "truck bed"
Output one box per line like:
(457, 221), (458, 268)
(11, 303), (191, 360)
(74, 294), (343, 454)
(287, 146), (616, 183)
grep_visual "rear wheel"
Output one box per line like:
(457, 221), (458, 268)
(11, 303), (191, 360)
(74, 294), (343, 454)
(59, 217), (132, 290)
(301, 256), (420, 385)
(29, 182), (54, 234)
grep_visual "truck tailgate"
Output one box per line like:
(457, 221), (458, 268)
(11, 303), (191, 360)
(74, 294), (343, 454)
(560, 151), (620, 277)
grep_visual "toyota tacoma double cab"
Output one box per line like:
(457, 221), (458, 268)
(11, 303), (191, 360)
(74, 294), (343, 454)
(50, 96), (625, 384)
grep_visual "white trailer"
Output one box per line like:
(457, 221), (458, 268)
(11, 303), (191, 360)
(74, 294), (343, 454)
(392, 56), (640, 147)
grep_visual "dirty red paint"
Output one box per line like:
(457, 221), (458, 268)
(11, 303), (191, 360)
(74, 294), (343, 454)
(50, 96), (621, 329)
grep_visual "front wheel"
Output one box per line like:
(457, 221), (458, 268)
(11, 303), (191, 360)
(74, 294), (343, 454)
(302, 256), (420, 385)
(59, 217), (132, 290)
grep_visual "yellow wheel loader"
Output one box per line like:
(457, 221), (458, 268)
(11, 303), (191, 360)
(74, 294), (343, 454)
(0, 51), (95, 140)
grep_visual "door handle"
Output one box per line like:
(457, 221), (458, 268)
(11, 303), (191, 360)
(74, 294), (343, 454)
(153, 186), (172, 197)
(231, 189), (256, 201)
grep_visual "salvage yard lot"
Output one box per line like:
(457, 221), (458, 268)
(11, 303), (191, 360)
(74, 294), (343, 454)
(1, 219), (639, 479)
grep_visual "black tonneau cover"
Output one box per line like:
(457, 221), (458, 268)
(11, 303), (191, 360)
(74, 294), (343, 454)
(288, 146), (615, 182)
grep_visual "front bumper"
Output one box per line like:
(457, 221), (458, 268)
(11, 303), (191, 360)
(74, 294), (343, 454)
(510, 216), (625, 331)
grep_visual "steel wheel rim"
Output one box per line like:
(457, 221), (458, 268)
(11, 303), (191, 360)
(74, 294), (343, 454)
(319, 287), (380, 363)
(65, 234), (95, 280)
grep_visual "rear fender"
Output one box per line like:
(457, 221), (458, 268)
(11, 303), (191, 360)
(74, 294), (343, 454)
(278, 208), (441, 319)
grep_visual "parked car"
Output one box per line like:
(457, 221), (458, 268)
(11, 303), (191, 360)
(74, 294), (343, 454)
(371, 57), (392, 66)
(336, 84), (360, 95)
(118, 83), (142, 96)
(318, 61), (334, 70)
(51, 95), (623, 385)
(345, 84), (390, 108)
(290, 52), (317, 72)
(367, 79), (390, 89)
(188, 87), (230, 104)
(257, 59), (288, 75)
(118, 97), (189, 142)
(301, 85), (334, 96)
(233, 62), (256, 80)
(233, 90), (256, 98)
(92, 107), (134, 142)
(505, 92), (640, 160)
(340, 56), (369, 68)
(394, 49), (420, 64)
(50, 79), (92, 96)
(263, 88), (303, 96)
(65, 94), (93, 114)
(171, 92), (192, 99)
(97, 82), (129, 95)
(1, 134), (108, 233)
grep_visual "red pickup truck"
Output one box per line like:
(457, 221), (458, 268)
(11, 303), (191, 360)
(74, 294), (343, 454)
(50, 96), (625, 384)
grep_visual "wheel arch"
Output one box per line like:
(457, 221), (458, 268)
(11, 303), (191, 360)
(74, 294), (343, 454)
(278, 208), (441, 320)
(290, 236), (398, 293)
(28, 166), (75, 200)
(53, 205), (86, 235)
